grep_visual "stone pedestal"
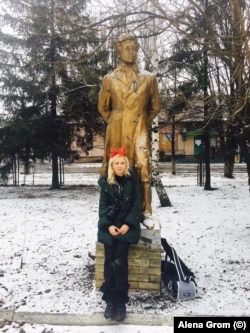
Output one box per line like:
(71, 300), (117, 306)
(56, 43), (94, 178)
(95, 221), (162, 292)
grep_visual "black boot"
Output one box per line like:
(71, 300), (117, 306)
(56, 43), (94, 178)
(104, 302), (116, 320)
(100, 283), (116, 320)
(114, 285), (129, 321)
(115, 302), (126, 321)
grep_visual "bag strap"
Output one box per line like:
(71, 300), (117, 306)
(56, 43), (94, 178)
(171, 246), (186, 281)
(161, 237), (173, 260)
(161, 238), (195, 278)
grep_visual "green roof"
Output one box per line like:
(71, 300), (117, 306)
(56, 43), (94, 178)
(182, 128), (218, 139)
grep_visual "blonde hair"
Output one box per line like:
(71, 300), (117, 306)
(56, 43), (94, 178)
(107, 155), (130, 184)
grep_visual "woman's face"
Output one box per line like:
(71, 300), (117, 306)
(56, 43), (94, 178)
(112, 156), (127, 176)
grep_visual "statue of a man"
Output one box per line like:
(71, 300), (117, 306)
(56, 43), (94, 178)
(98, 33), (160, 229)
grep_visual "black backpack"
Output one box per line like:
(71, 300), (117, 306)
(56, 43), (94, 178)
(161, 238), (197, 301)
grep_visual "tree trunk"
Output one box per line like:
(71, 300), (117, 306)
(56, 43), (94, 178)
(224, 126), (237, 178)
(203, 130), (212, 190)
(239, 144), (250, 187)
(152, 172), (171, 207)
(224, 154), (235, 178)
(51, 150), (60, 189)
(171, 120), (176, 175)
(148, 15), (171, 207)
(50, 85), (60, 189)
(49, 0), (60, 189)
(151, 119), (171, 207)
(237, 125), (250, 187)
(202, 0), (212, 191)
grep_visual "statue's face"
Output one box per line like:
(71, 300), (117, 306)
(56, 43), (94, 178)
(119, 40), (137, 64)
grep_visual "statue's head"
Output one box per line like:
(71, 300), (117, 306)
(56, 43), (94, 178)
(115, 33), (139, 53)
(115, 33), (139, 64)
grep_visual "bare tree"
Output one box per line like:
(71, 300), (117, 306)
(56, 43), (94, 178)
(148, 0), (250, 185)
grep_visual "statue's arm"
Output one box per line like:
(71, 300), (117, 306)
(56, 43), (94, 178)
(147, 76), (161, 126)
(98, 76), (111, 123)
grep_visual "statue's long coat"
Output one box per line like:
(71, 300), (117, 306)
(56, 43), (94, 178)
(98, 63), (160, 183)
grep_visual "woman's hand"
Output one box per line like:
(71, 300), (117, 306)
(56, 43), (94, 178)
(118, 224), (129, 235)
(108, 225), (120, 236)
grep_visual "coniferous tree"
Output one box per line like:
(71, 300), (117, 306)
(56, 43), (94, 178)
(0, 0), (107, 187)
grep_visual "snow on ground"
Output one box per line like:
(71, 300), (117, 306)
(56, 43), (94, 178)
(0, 165), (249, 332)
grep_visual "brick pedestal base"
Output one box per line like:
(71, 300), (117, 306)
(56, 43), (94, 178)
(95, 221), (162, 292)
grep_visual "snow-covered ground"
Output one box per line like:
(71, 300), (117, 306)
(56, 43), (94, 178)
(0, 165), (249, 332)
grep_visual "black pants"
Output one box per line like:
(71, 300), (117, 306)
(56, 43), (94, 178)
(101, 240), (130, 303)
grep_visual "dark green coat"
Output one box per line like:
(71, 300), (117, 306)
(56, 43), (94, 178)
(97, 169), (141, 246)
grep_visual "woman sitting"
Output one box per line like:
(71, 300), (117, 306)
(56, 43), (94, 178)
(97, 147), (141, 321)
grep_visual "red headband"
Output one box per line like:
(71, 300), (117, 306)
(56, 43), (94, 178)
(109, 147), (127, 158)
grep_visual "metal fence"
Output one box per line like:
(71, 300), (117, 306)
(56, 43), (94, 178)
(0, 160), (101, 186)
(0, 157), (247, 187)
